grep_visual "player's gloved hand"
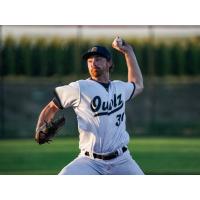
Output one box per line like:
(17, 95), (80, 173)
(35, 116), (66, 144)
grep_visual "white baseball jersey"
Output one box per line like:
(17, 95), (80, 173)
(54, 78), (136, 154)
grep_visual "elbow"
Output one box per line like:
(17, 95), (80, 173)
(138, 85), (144, 94)
(136, 82), (144, 94)
(140, 82), (144, 91)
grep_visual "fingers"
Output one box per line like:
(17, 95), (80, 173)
(112, 36), (123, 48)
(112, 36), (128, 54)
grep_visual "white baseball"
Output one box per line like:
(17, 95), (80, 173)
(112, 36), (123, 47)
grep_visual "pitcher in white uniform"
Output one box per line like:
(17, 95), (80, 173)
(35, 36), (144, 175)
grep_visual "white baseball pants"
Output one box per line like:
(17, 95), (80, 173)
(58, 150), (144, 175)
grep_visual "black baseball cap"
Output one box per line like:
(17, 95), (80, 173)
(82, 45), (111, 61)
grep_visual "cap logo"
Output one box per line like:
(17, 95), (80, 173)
(91, 47), (97, 52)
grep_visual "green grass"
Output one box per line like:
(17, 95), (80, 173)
(0, 137), (200, 174)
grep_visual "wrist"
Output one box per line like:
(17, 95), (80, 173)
(124, 45), (133, 55)
(124, 49), (134, 58)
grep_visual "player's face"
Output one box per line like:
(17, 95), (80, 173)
(87, 56), (110, 78)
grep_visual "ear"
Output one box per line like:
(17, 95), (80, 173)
(108, 60), (114, 72)
(107, 59), (113, 68)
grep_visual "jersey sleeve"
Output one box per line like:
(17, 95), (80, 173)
(122, 82), (136, 101)
(54, 81), (80, 109)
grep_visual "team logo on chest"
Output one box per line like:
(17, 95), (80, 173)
(90, 94), (124, 117)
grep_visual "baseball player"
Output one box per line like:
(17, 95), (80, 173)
(35, 36), (144, 175)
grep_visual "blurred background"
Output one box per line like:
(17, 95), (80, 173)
(0, 25), (200, 174)
(1, 25), (200, 138)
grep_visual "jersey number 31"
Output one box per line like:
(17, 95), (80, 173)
(115, 112), (125, 126)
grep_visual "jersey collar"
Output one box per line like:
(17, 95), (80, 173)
(89, 77), (110, 91)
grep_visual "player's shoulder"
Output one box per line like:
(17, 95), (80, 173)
(111, 80), (124, 84)
(56, 79), (94, 91)
(111, 80), (131, 86)
(111, 80), (135, 91)
(77, 78), (96, 86)
(57, 80), (76, 86)
(68, 80), (79, 87)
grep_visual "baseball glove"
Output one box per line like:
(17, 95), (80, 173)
(35, 116), (66, 144)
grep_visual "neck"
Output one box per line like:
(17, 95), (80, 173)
(91, 74), (110, 83)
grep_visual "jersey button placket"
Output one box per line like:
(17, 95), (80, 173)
(101, 91), (109, 153)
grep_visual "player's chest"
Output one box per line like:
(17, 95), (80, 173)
(80, 85), (125, 116)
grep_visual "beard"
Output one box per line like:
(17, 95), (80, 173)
(90, 68), (103, 77)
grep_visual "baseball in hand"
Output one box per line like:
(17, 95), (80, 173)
(112, 36), (124, 48)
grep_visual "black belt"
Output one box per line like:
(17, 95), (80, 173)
(85, 146), (127, 160)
